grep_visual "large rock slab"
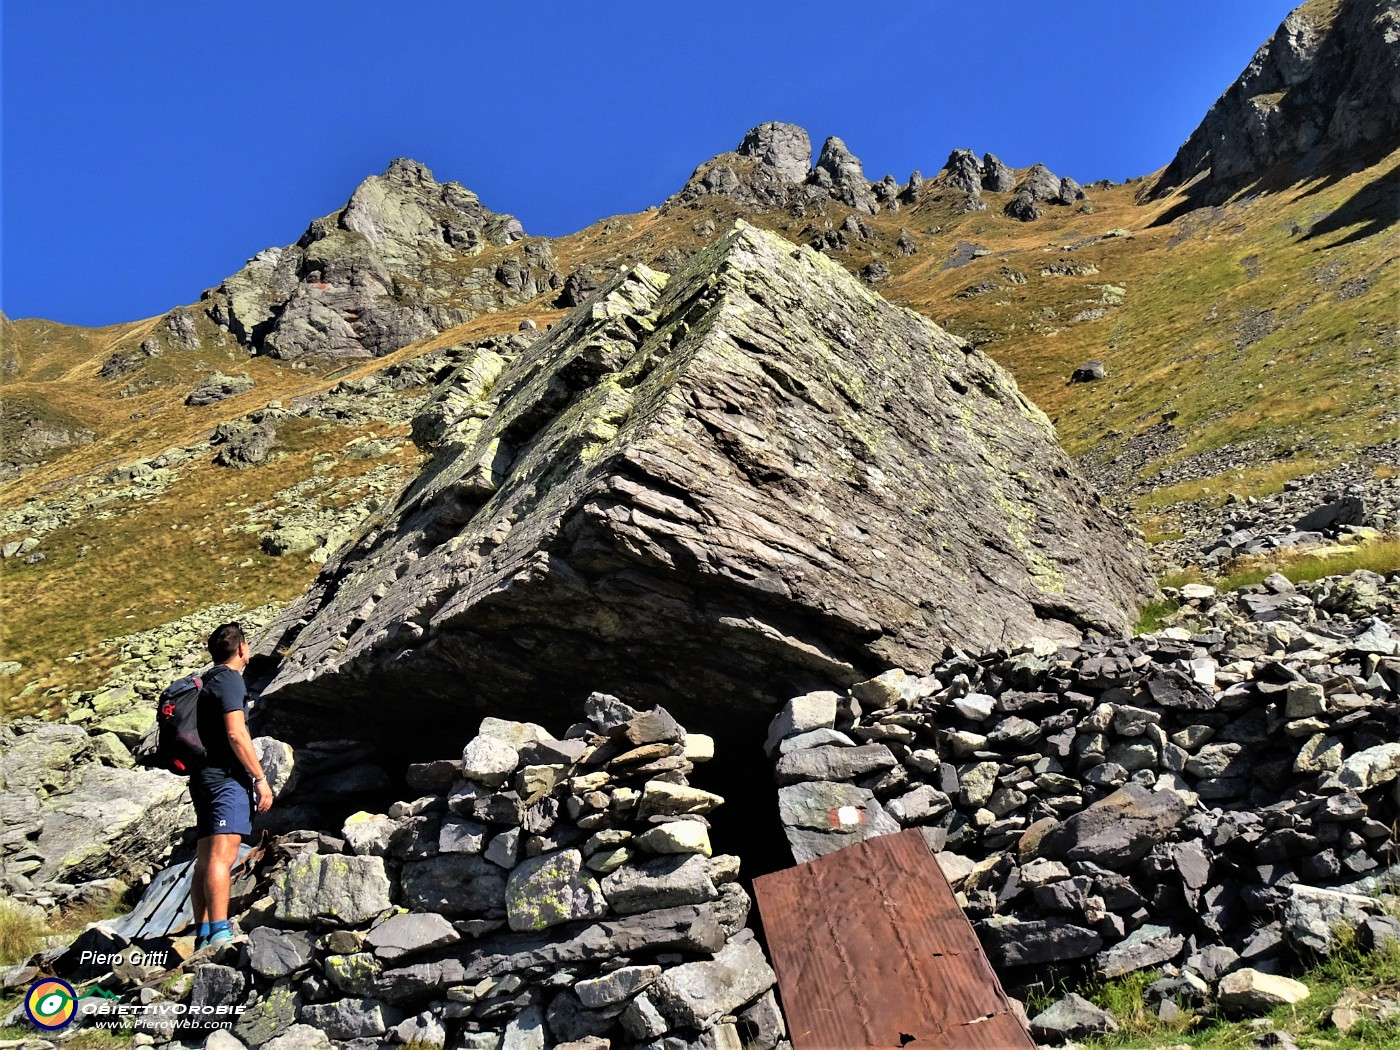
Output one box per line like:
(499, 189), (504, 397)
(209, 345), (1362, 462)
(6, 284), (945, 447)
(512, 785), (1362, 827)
(256, 223), (1149, 747)
(32, 764), (193, 883)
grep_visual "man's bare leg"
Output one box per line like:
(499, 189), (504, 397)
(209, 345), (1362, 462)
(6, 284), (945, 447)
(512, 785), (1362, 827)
(201, 834), (241, 923)
(191, 836), (213, 924)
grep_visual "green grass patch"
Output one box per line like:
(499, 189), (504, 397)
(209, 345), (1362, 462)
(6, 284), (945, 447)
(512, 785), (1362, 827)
(1083, 941), (1400, 1049)
(1217, 535), (1400, 591)
(1135, 598), (1181, 635)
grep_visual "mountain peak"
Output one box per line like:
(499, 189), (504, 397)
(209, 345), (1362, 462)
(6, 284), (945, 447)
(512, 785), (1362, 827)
(1149, 0), (1400, 202)
(735, 122), (812, 183)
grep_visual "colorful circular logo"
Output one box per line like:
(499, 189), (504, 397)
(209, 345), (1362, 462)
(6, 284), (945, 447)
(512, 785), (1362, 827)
(25, 978), (77, 1030)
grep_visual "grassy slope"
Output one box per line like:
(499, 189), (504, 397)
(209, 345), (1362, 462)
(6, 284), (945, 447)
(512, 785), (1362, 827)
(0, 307), (541, 710)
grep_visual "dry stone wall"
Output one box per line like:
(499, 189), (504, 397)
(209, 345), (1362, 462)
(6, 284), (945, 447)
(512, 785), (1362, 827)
(768, 569), (1400, 1007)
(19, 702), (789, 1050)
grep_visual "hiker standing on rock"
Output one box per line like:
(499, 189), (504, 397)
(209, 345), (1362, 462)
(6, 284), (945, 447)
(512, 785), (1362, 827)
(190, 623), (272, 949)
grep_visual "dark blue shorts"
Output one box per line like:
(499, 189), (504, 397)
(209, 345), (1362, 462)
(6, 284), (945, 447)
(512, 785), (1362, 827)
(191, 771), (253, 838)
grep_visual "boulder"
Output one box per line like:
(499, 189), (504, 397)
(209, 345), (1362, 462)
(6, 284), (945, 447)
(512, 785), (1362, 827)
(273, 854), (393, 925)
(187, 372), (254, 406)
(1283, 884), (1378, 954)
(255, 223), (1150, 749)
(365, 912), (460, 961)
(505, 850), (607, 931)
(1034, 783), (1189, 869)
(1030, 992), (1118, 1043)
(33, 764), (192, 883)
(1217, 969), (1310, 1014)
(980, 916), (1103, 967)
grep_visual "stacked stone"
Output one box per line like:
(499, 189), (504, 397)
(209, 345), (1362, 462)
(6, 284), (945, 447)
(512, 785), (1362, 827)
(199, 695), (786, 1050)
(769, 569), (1400, 1001)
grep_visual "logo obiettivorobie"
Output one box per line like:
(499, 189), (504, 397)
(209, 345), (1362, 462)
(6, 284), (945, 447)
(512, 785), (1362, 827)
(26, 978), (78, 1030)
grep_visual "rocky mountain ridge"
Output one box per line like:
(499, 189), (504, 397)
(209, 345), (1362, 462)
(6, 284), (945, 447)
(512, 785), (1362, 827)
(1148, 0), (1400, 206)
(200, 158), (561, 362)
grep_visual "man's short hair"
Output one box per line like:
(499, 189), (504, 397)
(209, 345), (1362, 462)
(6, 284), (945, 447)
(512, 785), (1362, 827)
(208, 622), (247, 663)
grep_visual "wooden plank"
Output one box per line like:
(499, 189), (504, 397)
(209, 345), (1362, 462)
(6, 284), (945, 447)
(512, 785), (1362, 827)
(754, 829), (1036, 1050)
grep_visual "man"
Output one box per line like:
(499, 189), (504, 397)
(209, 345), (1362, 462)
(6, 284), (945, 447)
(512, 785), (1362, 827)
(190, 622), (273, 949)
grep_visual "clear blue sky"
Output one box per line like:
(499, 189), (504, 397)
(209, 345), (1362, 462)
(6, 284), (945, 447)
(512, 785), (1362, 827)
(3, 1), (1301, 327)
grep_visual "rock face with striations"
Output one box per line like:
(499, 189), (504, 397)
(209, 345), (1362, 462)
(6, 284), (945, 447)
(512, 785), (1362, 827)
(201, 158), (559, 360)
(1148, 0), (1400, 203)
(254, 222), (1150, 746)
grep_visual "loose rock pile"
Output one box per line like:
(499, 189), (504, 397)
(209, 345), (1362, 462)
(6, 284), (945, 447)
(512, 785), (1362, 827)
(1150, 455), (1399, 572)
(37, 699), (788, 1050)
(768, 569), (1400, 1027)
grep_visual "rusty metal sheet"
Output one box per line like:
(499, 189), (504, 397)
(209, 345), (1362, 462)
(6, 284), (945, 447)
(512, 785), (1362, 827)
(108, 843), (257, 940)
(754, 828), (1036, 1050)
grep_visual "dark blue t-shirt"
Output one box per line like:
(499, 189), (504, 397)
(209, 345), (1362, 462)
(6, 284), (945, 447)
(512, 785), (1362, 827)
(196, 665), (248, 781)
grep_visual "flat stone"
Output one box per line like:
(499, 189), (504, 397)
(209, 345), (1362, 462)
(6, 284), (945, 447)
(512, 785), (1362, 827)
(600, 854), (718, 915)
(574, 964), (662, 1008)
(774, 743), (897, 783)
(478, 717), (555, 750)
(1030, 992), (1119, 1043)
(438, 815), (488, 854)
(262, 1025), (331, 1050)
(765, 692), (839, 754)
(886, 784), (951, 825)
(365, 912), (460, 961)
(980, 917), (1102, 967)
(776, 781), (901, 863)
(953, 692), (996, 721)
(1218, 969), (1310, 1014)
(299, 998), (399, 1040)
(637, 780), (724, 819)
(651, 930), (776, 1029)
(249, 927), (316, 979)
(1034, 783), (1189, 870)
(777, 728), (857, 753)
(636, 821), (712, 856)
(400, 854), (507, 917)
(1333, 743), (1400, 791)
(1096, 924), (1185, 978)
